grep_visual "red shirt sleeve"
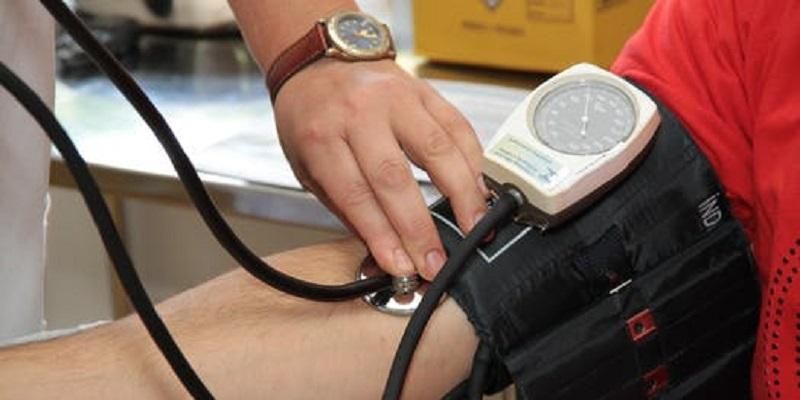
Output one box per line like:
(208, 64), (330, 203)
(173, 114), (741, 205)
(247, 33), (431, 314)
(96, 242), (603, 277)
(611, 1), (800, 398)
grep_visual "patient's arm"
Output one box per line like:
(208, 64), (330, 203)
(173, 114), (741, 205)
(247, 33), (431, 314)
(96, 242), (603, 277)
(0, 239), (477, 399)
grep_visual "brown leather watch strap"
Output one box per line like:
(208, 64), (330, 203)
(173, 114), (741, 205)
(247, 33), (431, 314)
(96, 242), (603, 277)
(266, 23), (329, 102)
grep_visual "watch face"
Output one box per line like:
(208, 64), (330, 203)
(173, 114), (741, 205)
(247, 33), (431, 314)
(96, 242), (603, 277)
(532, 79), (637, 155)
(327, 12), (391, 58)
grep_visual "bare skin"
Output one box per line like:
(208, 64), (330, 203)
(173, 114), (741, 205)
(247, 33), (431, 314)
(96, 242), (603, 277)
(0, 240), (478, 399)
(227, 0), (489, 280)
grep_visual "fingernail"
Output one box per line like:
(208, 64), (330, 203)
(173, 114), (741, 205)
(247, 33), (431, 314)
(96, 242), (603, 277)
(425, 249), (446, 278)
(393, 249), (415, 275)
(477, 175), (490, 196)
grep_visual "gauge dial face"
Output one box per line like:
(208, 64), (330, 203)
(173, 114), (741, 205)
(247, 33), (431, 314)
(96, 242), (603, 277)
(532, 79), (637, 155)
(332, 14), (387, 53)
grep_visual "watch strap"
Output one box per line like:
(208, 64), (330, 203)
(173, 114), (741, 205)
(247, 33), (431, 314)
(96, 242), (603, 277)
(266, 23), (328, 102)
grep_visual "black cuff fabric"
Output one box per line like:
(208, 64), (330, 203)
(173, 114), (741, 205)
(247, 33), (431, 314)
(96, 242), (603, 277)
(433, 93), (759, 399)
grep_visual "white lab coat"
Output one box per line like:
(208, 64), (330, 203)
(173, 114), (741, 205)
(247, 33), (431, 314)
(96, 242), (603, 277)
(0, 2), (54, 341)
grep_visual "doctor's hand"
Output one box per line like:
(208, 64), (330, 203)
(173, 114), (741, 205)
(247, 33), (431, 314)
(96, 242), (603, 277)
(273, 59), (489, 280)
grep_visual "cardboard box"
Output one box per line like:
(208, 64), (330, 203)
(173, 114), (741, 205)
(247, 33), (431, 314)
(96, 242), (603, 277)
(413, 0), (654, 72)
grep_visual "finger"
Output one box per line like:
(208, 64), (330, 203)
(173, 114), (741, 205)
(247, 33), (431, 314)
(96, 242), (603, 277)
(418, 82), (489, 197)
(347, 122), (447, 280)
(299, 136), (416, 278)
(284, 133), (367, 240)
(392, 103), (487, 236)
(299, 175), (361, 239)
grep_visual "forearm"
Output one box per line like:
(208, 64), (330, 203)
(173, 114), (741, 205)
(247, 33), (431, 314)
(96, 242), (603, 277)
(227, 0), (358, 70)
(0, 239), (477, 399)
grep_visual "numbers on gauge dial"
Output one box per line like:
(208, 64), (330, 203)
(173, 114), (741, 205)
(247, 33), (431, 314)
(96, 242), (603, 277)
(532, 79), (636, 155)
(335, 15), (385, 50)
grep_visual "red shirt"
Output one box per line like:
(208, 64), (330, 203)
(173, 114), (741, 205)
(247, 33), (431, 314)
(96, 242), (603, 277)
(611, 0), (800, 398)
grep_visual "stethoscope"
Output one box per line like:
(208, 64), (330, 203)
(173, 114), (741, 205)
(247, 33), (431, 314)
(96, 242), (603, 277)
(0, 1), (522, 399)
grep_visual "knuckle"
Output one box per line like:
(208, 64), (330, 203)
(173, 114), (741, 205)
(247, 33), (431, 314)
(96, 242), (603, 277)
(297, 121), (333, 147)
(423, 128), (456, 159)
(344, 90), (371, 114)
(398, 213), (437, 239)
(441, 113), (471, 135)
(336, 179), (376, 209)
(372, 158), (412, 191)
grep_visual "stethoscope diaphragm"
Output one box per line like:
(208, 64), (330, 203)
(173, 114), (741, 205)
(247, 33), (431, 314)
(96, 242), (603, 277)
(356, 257), (429, 316)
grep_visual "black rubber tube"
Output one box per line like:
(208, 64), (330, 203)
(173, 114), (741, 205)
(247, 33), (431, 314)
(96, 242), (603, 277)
(0, 61), (214, 400)
(467, 341), (492, 400)
(382, 191), (519, 400)
(39, 0), (392, 301)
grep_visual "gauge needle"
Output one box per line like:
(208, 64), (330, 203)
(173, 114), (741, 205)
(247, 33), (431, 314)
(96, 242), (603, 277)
(580, 85), (591, 137)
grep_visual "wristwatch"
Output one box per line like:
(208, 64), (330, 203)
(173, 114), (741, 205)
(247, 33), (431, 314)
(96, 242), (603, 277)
(266, 10), (396, 102)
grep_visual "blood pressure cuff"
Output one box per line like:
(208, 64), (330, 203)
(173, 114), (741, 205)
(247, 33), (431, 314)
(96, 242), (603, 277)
(433, 92), (760, 399)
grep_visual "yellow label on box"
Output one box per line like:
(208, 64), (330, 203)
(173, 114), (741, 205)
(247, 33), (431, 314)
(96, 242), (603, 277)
(527, 0), (574, 22)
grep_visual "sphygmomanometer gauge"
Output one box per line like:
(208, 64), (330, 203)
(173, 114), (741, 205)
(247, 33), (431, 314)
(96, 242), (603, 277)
(484, 63), (661, 229)
(533, 79), (637, 155)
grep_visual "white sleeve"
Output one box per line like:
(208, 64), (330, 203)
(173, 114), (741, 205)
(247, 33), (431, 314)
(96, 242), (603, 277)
(0, 1), (55, 341)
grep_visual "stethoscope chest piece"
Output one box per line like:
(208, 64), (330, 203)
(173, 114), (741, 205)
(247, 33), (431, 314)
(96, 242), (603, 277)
(357, 257), (427, 316)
